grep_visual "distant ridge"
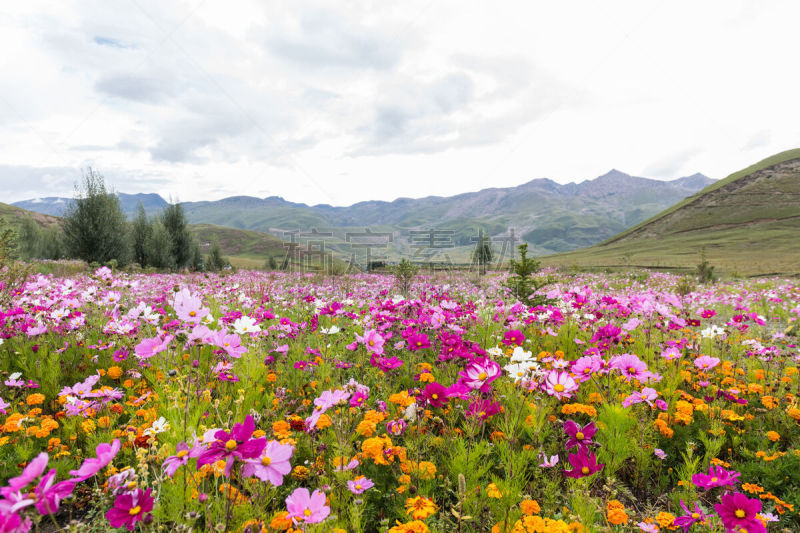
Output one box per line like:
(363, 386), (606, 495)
(546, 149), (800, 275)
(13, 171), (714, 255)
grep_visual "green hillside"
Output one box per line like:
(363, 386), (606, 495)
(543, 150), (800, 276)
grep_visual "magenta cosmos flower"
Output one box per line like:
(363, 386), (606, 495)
(673, 500), (708, 531)
(69, 439), (121, 482)
(162, 442), (200, 478)
(563, 449), (604, 478)
(419, 382), (449, 408)
(242, 441), (294, 486)
(543, 371), (579, 400)
(563, 420), (597, 452)
(407, 332), (431, 351)
(1, 452), (49, 498)
(285, 487), (330, 524)
(691, 465), (740, 491)
(347, 476), (375, 495)
(503, 329), (525, 346)
(466, 398), (501, 421)
(106, 488), (154, 531)
(196, 415), (266, 477)
(459, 359), (502, 392)
(714, 492), (765, 533)
(571, 355), (601, 383)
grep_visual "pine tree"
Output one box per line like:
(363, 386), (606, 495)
(62, 168), (130, 265)
(161, 201), (194, 270)
(144, 220), (173, 269)
(131, 202), (151, 267)
(472, 229), (494, 275)
(205, 242), (229, 272)
(504, 243), (553, 307)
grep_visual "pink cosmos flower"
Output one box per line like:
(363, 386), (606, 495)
(459, 359), (502, 392)
(106, 488), (154, 531)
(543, 371), (579, 400)
(356, 329), (385, 355)
(714, 492), (765, 533)
(1, 452), (49, 498)
(347, 476), (375, 495)
(539, 453), (559, 468)
(69, 439), (121, 482)
(637, 523), (658, 533)
(691, 465), (740, 491)
(285, 488), (330, 524)
(350, 390), (369, 408)
(622, 387), (658, 408)
(694, 355), (721, 371)
(563, 449), (604, 478)
(196, 415), (266, 477)
(0, 511), (28, 532)
(610, 354), (649, 382)
(162, 442), (199, 478)
(0, 397), (9, 415)
(242, 441), (294, 486)
(172, 288), (209, 324)
(571, 356), (601, 383)
(465, 398), (501, 421)
(33, 469), (75, 515)
(212, 331), (248, 359)
(660, 347), (682, 360)
(134, 335), (173, 360)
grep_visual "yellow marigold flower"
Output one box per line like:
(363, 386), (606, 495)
(291, 466), (309, 480)
(418, 372), (435, 383)
(520, 499), (540, 515)
(405, 496), (438, 520)
(25, 426), (40, 437)
(316, 414), (332, 430)
(655, 512), (675, 528)
(361, 435), (394, 465)
(81, 420), (96, 434)
(26, 394), (45, 406)
(787, 407), (800, 421)
(487, 483), (502, 499)
(389, 391), (415, 408)
(356, 420), (377, 437)
(766, 431), (780, 442)
(107, 366), (123, 380)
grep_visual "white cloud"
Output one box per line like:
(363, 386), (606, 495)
(1, 0), (799, 206)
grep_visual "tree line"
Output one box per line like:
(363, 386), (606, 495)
(19, 168), (230, 272)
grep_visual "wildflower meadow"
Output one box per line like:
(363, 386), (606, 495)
(1, 266), (799, 533)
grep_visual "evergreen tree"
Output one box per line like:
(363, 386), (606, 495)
(161, 202), (194, 269)
(144, 220), (173, 269)
(472, 229), (494, 275)
(131, 202), (151, 267)
(62, 168), (130, 265)
(205, 242), (229, 272)
(504, 243), (553, 307)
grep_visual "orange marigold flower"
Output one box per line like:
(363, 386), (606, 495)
(405, 496), (438, 520)
(26, 394), (45, 406)
(487, 483), (502, 499)
(742, 483), (764, 494)
(520, 499), (540, 515)
(388, 520), (430, 533)
(107, 366), (123, 380)
(766, 431), (780, 442)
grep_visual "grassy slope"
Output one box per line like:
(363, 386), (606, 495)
(542, 150), (800, 276)
(0, 202), (61, 228)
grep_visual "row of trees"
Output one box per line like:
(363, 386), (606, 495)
(21, 169), (229, 272)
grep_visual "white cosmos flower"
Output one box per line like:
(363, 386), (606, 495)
(510, 346), (533, 362)
(700, 325), (725, 339)
(144, 416), (170, 436)
(232, 316), (260, 335)
(321, 326), (340, 335)
(504, 362), (537, 383)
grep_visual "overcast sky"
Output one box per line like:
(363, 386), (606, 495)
(2, 0), (799, 206)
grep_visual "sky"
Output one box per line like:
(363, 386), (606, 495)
(1, 0), (799, 207)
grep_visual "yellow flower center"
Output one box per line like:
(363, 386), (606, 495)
(583, 368), (591, 374)
(304, 509), (312, 517)
(479, 411), (486, 418)
(627, 366), (636, 374)
(432, 394), (438, 400)
(692, 513), (700, 519)
(262, 456), (272, 466)
(177, 450), (188, 458)
(581, 466), (590, 474)
(356, 484), (362, 490)
(129, 506), (141, 516)
(368, 340), (374, 346)
(554, 384), (565, 392)
(225, 439), (237, 451)
(575, 432), (584, 440)
(189, 311), (196, 317)
(711, 477), (717, 483)
(416, 342), (422, 346)
(126, 481), (137, 489)
(518, 372), (524, 377)
(735, 509), (745, 518)
(478, 372), (488, 380)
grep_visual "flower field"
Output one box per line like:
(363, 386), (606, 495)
(1, 267), (799, 533)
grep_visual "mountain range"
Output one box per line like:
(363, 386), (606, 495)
(546, 149), (800, 275)
(13, 170), (714, 255)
